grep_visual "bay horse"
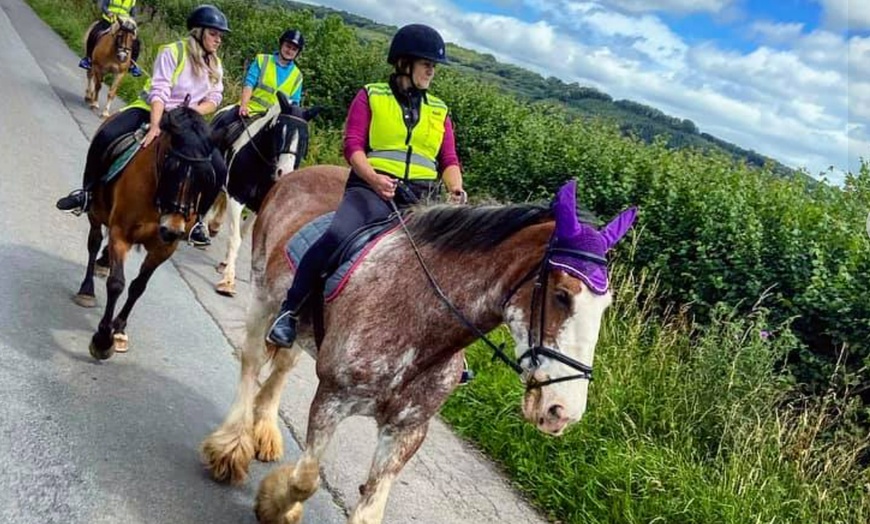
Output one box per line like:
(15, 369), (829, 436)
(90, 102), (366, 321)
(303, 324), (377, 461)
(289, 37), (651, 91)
(84, 16), (137, 118)
(73, 104), (217, 359)
(200, 166), (637, 523)
(205, 92), (319, 297)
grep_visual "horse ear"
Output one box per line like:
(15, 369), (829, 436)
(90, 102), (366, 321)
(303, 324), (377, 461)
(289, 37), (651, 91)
(601, 207), (638, 250)
(303, 106), (323, 121)
(277, 91), (293, 114)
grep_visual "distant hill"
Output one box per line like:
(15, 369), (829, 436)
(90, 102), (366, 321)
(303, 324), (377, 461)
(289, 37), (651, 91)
(284, 0), (811, 183)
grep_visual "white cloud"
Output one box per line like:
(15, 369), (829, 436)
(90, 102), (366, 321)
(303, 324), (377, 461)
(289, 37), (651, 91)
(300, 0), (868, 179)
(816, 0), (870, 30)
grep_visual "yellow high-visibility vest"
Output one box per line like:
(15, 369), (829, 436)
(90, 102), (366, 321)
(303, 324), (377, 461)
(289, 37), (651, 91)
(365, 82), (447, 181)
(247, 54), (303, 115)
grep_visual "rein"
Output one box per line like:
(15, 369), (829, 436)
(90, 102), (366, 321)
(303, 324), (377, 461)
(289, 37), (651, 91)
(389, 199), (602, 389)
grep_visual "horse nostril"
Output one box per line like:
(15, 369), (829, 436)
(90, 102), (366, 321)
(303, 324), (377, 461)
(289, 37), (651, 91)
(548, 405), (564, 420)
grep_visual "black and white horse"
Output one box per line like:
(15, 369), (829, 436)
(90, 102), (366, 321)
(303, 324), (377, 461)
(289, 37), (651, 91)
(207, 92), (319, 296)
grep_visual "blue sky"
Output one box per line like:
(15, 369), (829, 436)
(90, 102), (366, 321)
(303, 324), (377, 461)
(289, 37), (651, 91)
(300, 0), (870, 184)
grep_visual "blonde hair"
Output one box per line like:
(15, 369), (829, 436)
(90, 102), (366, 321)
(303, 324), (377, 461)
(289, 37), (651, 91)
(187, 28), (222, 86)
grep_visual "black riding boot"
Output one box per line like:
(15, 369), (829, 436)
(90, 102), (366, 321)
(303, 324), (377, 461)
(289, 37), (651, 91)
(266, 307), (299, 348)
(56, 189), (90, 215)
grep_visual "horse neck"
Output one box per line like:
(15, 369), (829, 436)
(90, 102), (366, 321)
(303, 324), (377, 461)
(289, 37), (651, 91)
(412, 221), (553, 340)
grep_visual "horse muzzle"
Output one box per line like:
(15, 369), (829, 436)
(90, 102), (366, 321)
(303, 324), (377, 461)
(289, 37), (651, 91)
(158, 214), (186, 243)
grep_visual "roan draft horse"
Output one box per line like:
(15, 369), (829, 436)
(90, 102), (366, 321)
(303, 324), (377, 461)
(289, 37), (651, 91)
(200, 166), (637, 523)
(73, 104), (217, 359)
(83, 16), (137, 118)
(206, 92), (319, 297)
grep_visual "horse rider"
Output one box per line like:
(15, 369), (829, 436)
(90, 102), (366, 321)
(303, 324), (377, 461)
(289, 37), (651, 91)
(79, 0), (143, 77)
(265, 24), (471, 380)
(57, 4), (230, 246)
(211, 28), (305, 139)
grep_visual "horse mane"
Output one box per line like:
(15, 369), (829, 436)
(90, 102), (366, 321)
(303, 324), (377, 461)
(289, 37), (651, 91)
(404, 203), (554, 251)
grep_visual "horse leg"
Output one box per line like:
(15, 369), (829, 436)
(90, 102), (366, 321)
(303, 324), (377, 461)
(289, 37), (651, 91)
(348, 423), (429, 524)
(215, 197), (245, 296)
(89, 228), (129, 360)
(91, 69), (103, 111)
(74, 215), (103, 308)
(109, 244), (173, 353)
(201, 295), (276, 483)
(95, 242), (110, 278)
(102, 71), (125, 118)
(255, 388), (349, 524)
(251, 342), (302, 462)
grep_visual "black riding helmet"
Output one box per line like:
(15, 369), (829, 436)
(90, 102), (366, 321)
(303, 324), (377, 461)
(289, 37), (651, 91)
(279, 29), (304, 53)
(387, 24), (447, 65)
(187, 4), (230, 33)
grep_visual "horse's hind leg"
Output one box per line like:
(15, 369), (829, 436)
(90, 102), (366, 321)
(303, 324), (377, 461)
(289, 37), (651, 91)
(215, 197), (246, 296)
(201, 294), (275, 484)
(110, 243), (173, 353)
(255, 388), (349, 524)
(348, 423), (429, 524)
(74, 216), (103, 308)
(102, 71), (124, 118)
(89, 227), (129, 360)
(251, 343), (302, 462)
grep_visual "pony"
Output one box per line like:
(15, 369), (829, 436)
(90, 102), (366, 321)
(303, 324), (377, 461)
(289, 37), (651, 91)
(205, 92), (319, 297)
(83, 16), (138, 118)
(200, 166), (637, 523)
(73, 104), (218, 359)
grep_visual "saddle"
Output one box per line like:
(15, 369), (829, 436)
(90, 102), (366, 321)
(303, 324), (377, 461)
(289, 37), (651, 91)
(284, 212), (400, 302)
(99, 124), (147, 184)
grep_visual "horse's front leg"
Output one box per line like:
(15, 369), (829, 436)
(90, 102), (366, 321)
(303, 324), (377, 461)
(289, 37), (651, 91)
(89, 227), (129, 360)
(95, 242), (110, 278)
(255, 387), (351, 524)
(109, 242), (175, 353)
(201, 294), (278, 483)
(348, 423), (429, 524)
(88, 70), (101, 110)
(215, 197), (246, 296)
(74, 215), (103, 308)
(251, 341), (302, 462)
(102, 71), (125, 118)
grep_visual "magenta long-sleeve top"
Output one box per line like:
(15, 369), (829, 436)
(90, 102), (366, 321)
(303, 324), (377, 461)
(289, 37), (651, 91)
(342, 89), (461, 172)
(146, 44), (224, 109)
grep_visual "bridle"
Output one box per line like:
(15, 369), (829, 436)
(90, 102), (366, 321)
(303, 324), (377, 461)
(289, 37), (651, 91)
(114, 22), (135, 62)
(392, 200), (605, 390)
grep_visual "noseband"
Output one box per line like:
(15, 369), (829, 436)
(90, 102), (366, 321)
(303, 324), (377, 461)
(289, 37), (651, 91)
(393, 202), (605, 390)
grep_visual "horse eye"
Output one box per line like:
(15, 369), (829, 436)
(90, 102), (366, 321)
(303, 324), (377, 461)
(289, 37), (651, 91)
(555, 290), (572, 310)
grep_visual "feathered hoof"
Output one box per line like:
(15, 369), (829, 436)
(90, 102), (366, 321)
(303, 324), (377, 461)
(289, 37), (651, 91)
(73, 293), (97, 308)
(200, 426), (256, 485)
(255, 465), (302, 524)
(253, 418), (284, 462)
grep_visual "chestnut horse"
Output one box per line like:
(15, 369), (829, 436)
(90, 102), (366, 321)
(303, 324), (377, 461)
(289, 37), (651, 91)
(200, 166), (636, 523)
(206, 92), (319, 296)
(84, 16), (137, 118)
(73, 105), (217, 359)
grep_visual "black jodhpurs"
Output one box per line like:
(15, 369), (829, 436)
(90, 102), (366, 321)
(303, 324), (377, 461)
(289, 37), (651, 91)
(281, 171), (436, 314)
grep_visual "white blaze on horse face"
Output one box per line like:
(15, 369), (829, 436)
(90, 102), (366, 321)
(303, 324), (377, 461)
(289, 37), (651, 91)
(274, 129), (299, 180)
(542, 287), (612, 429)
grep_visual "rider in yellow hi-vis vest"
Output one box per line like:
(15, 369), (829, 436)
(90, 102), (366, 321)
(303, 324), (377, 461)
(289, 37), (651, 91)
(266, 24), (472, 381)
(211, 29), (305, 139)
(79, 0), (143, 76)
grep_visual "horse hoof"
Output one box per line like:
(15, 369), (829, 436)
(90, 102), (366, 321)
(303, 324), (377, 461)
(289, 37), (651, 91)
(73, 293), (97, 308)
(113, 333), (129, 353)
(215, 262), (226, 274)
(89, 102), (99, 110)
(88, 336), (115, 360)
(215, 281), (236, 297)
(95, 265), (109, 278)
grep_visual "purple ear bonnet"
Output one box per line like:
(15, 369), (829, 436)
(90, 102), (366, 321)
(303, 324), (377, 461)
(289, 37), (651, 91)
(550, 180), (637, 294)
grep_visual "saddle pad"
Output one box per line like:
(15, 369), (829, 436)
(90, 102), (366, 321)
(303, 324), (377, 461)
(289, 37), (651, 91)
(284, 212), (399, 302)
(101, 125), (146, 184)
